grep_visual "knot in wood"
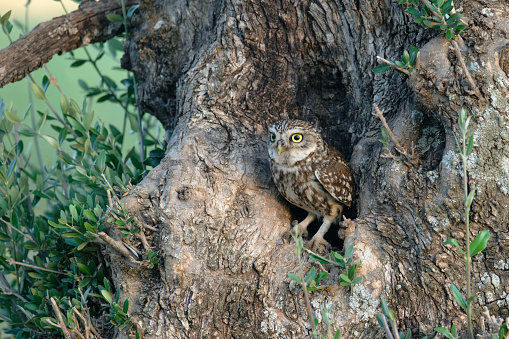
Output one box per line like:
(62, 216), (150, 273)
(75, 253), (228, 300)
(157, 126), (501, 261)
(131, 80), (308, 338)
(176, 186), (192, 201)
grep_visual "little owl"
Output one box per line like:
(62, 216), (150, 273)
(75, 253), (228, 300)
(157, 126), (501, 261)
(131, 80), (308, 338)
(267, 119), (354, 251)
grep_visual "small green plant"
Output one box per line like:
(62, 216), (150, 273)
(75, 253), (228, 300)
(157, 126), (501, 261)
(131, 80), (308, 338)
(435, 323), (459, 339)
(373, 46), (419, 75)
(147, 250), (160, 269)
(93, 278), (133, 331)
(288, 225), (363, 338)
(442, 107), (490, 339)
(400, 0), (466, 40)
(376, 298), (427, 339)
(373, 0), (481, 98)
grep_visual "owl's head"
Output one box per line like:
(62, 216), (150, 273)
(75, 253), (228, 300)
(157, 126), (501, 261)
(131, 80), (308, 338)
(267, 119), (324, 166)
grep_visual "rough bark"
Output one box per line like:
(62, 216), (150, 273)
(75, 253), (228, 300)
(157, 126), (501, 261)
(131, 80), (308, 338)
(3, 0), (508, 337)
(0, 0), (137, 88)
(116, 0), (509, 337)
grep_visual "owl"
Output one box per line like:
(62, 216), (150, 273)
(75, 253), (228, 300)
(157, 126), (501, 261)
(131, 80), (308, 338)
(267, 119), (354, 251)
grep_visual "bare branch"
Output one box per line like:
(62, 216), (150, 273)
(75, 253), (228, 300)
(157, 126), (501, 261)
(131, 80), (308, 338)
(450, 39), (482, 99)
(0, 0), (138, 88)
(373, 104), (419, 167)
(7, 259), (65, 275)
(50, 297), (72, 339)
(376, 56), (411, 76)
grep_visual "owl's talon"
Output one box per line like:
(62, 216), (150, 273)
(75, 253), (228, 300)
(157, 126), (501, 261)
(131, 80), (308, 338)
(282, 223), (308, 243)
(305, 235), (331, 255)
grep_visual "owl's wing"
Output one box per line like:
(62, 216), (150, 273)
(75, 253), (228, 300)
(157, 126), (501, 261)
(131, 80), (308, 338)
(315, 158), (353, 207)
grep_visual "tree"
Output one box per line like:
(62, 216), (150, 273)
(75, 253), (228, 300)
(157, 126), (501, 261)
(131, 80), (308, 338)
(1, 0), (509, 338)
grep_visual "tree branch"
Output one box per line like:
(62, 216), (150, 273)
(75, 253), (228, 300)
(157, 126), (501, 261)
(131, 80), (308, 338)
(0, 0), (138, 88)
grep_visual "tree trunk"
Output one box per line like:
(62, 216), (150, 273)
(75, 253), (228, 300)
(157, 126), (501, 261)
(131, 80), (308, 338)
(112, 0), (509, 337)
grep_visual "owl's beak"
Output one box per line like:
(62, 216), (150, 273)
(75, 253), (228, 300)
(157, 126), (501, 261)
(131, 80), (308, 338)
(277, 144), (287, 154)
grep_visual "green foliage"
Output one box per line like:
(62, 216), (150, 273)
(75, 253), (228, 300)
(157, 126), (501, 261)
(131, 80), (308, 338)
(435, 324), (458, 339)
(0, 3), (162, 338)
(90, 278), (132, 331)
(401, 0), (466, 39)
(373, 46), (419, 75)
(288, 225), (362, 338)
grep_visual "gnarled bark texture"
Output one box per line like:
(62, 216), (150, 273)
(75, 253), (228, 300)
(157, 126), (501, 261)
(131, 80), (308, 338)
(109, 0), (509, 337)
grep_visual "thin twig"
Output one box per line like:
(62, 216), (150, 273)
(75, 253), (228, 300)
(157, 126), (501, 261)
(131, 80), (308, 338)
(376, 56), (410, 76)
(95, 232), (141, 263)
(7, 259), (65, 275)
(50, 297), (72, 339)
(44, 65), (65, 96)
(380, 314), (395, 339)
(373, 104), (419, 166)
(0, 273), (29, 302)
(451, 39), (482, 99)
(0, 217), (36, 243)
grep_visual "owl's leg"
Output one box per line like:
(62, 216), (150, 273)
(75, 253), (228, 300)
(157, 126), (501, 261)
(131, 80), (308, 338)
(306, 204), (344, 252)
(305, 217), (333, 252)
(283, 213), (316, 242)
(295, 213), (316, 238)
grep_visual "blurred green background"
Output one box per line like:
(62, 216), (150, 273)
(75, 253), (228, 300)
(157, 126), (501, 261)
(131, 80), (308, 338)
(0, 0), (162, 167)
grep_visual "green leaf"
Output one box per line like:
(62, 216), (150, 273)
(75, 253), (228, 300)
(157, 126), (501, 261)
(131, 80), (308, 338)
(334, 329), (341, 339)
(106, 13), (124, 23)
(451, 283), (467, 311)
(0, 231), (11, 241)
(444, 238), (465, 255)
(405, 328), (411, 339)
(434, 327), (455, 339)
(469, 230), (490, 257)
(499, 323), (508, 339)
(6, 157), (17, 180)
(340, 273), (351, 283)
(101, 289), (113, 304)
(77, 263), (91, 275)
(60, 95), (69, 114)
(305, 267), (317, 283)
(388, 309), (396, 321)
(79, 277), (92, 288)
(42, 135), (60, 149)
(351, 277), (363, 284)
(466, 134), (474, 156)
(29, 82), (46, 100)
(442, 0), (453, 14)
(316, 271), (328, 285)
(402, 50), (410, 64)
(408, 45), (419, 65)
(407, 8), (421, 16)
(376, 313), (384, 327)
(380, 298), (391, 318)
(423, 20), (440, 28)
(4, 110), (21, 123)
(446, 30), (453, 40)
(0, 11), (12, 27)
(465, 186), (476, 209)
(288, 273), (301, 283)
(372, 64), (390, 74)
(17, 128), (37, 137)
(71, 60), (87, 68)
(446, 13), (463, 23)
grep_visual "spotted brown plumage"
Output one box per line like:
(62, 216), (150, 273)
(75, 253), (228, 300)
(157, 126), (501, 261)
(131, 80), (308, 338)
(267, 119), (354, 251)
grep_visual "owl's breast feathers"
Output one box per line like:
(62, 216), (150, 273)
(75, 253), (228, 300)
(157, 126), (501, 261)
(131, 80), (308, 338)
(314, 147), (354, 207)
(269, 144), (353, 217)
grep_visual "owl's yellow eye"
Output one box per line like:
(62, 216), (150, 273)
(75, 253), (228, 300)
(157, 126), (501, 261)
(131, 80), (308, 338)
(269, 133), (276, 142)
(291, 133), (303, 143)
